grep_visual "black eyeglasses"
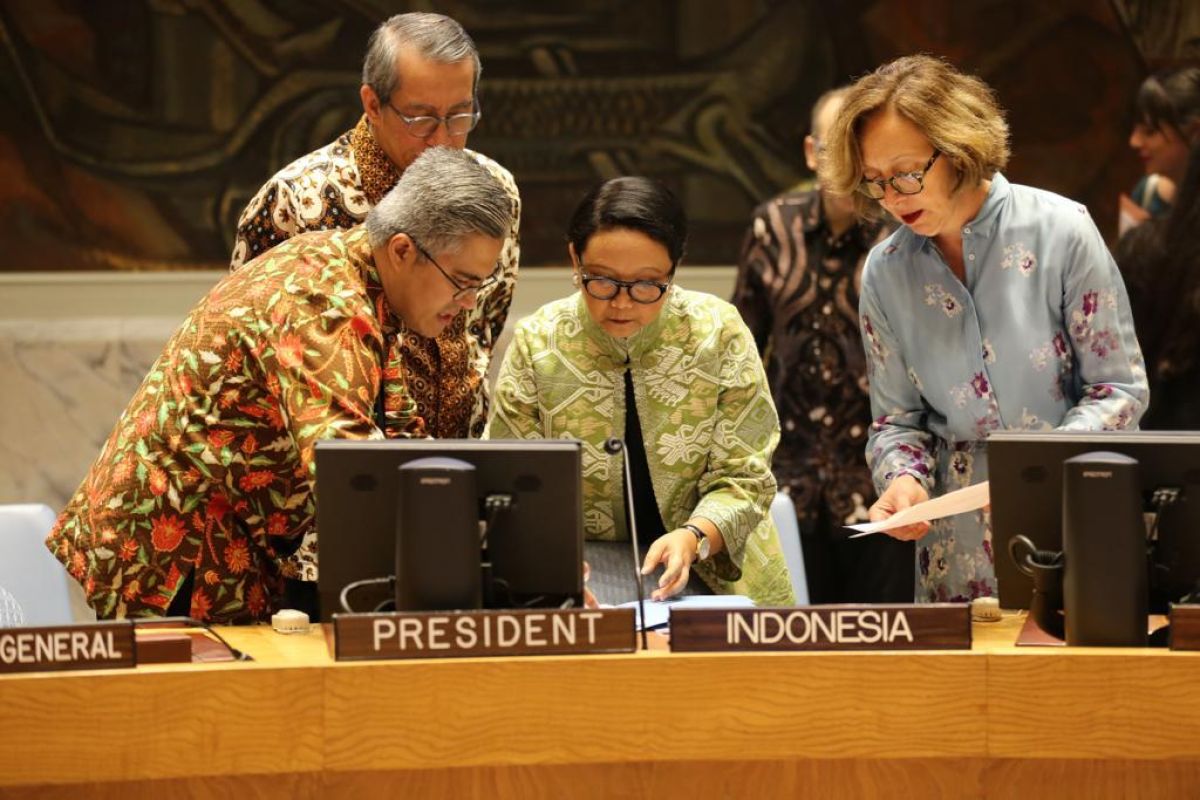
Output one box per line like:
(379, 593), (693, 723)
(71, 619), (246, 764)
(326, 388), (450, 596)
(386, 102), (481, 139)
(579, 271), (673, 304)
(858, 151), (941, 199)
(410, 238), (498, 301)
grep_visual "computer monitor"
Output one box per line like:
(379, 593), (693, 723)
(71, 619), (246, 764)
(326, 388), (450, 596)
(989, 430), (1200, 610)
(314, 439), (584, 621)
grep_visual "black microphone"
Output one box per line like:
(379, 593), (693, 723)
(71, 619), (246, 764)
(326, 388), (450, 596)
(604, 436), (649, 650)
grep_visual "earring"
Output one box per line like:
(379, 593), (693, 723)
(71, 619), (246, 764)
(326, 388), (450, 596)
(572, 273), (580, 286)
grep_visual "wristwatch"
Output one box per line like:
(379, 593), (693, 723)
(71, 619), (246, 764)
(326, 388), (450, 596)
(683, 523), (710, 561)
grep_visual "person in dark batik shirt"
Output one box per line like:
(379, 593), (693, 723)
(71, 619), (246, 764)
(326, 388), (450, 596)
(732, 87), (913, 603)
(231, 12), (522, 440)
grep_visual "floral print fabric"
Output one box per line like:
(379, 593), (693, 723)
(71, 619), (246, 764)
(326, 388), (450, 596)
(860, 174), (1148, 601)
(231, 115), (522, 437)
(487, 289), (795, 606)
(47, 228), (415, 622)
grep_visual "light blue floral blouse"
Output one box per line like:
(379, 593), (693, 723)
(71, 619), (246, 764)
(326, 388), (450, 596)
(859, 173), (1149, 602)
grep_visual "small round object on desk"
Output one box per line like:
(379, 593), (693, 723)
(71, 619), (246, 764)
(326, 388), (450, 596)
(971, 596), (1001, 622)
(271, 608), (311, 634)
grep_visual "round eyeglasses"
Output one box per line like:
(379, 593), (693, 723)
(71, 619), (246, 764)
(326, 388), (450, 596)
(858, 151), (941, 199)
(579, 272), (672, 304)
(387, 102), (481, 139)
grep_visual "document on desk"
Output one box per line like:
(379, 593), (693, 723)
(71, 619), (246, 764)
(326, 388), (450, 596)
(618, 595), (756, 630)
(845, 481), (990, 538)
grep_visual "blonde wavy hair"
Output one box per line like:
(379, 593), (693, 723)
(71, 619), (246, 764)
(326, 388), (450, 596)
(818, 54), (1010, 218)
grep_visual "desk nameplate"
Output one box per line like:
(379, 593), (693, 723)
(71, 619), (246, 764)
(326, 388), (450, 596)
(1169, 604), (1200, 650)
(669, 604), (972, 652)
(0, 621), (136, 674)
(333, 608), (636, 660)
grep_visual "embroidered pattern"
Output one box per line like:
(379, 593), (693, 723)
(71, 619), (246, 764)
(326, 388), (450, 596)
(1001, 242), (1037, 276)
(924, 283), (963, 317)
(488, 289), (794, 606)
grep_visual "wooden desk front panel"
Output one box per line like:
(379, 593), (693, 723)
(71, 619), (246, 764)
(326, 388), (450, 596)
(0, 665), (323, 786)
(4, 618), (1200, 799)
(321, 651), (986, 771)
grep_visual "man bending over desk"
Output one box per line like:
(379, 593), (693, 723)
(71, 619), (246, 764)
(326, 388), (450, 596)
(46, 148), (512, 623)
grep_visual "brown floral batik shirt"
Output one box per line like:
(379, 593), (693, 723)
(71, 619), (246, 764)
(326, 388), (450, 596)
(231, 115), (521, 438)
(48, 227), (420, 622)
(732, 189), (893, 528)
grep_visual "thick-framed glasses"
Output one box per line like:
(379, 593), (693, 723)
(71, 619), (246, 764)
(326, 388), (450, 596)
(579, 271), (673, 304)
(858, 151), (941, 199)
(386, 102), (481, 138)
(410, 238), (497, 301)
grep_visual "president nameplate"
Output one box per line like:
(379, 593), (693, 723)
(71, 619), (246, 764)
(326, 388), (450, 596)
(333, 608), (636, 660)
(669, 604), (972, 652)
(0, 621), (136, 674)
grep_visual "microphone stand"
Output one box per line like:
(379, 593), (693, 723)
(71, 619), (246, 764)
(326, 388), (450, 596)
(604, 437), (649, 651)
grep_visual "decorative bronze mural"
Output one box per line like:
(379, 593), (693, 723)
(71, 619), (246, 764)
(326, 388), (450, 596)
(0, 0), (1191, 271)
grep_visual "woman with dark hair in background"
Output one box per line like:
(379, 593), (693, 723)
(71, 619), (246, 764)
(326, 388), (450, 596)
(1117, 141), (1200, 430)
(1125, 67), (1200, 225)
(487, 177), (794, 605)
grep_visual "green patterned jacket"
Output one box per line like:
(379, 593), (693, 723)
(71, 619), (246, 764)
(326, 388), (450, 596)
(487, 288), (795, 605)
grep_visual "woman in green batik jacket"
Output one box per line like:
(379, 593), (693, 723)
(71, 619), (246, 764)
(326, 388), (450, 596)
(487, 177), (794, 605)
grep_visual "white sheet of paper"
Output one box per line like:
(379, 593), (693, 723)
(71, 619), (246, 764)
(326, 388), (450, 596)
(618, 594), (756, 630)
(846, 480), (990, 538)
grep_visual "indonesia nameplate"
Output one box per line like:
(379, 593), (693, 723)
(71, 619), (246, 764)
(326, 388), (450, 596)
(333, 608), (636, 660)
(669, 604), (972, 652)
(0, 621), (136, 674)
(1169, 604), (1200, 650)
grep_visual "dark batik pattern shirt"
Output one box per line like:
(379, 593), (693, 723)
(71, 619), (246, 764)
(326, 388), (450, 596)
(48, 228), (419, 622)
(732, 189), (892, 527)
(231, 115), (521, 438)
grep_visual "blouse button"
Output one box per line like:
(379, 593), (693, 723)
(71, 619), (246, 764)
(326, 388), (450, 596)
(968, 253), (976, 261)
(963, 227), (972, 235)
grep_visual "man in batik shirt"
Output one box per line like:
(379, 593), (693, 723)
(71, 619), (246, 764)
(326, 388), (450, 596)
(232, 12), (520, 439)
(48, 149), (512, 623)
(732, 87), (912, 603)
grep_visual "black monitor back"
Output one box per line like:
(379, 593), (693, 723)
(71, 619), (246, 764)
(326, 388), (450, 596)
(314, 439), (584, 620)
(989, 430), (1200, 609)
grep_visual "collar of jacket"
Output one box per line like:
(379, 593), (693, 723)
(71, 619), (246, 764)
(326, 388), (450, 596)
(575, 289), (673, 369)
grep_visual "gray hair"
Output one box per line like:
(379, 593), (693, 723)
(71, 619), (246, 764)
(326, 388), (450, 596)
(362, 12), (482, 103)
(365, 147), (512, 254)
(810, 85), (850, 138)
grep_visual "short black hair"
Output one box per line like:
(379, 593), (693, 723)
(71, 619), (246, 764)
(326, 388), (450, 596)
(566, 177), (688, 267)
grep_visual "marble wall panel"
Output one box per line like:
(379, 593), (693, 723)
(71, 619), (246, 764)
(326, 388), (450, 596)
(0, 317), (181, 509)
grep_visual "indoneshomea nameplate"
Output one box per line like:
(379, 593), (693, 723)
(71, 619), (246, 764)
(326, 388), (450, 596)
(333, 608), (636, 660)
(0, 621), (136, 674)
(669, 604), (971, 652)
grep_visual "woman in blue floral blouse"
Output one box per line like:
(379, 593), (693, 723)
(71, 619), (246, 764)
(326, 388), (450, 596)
(818, 55), (1149, 602)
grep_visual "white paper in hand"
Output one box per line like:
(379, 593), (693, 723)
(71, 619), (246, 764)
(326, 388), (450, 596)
(846, 481), (990, 538)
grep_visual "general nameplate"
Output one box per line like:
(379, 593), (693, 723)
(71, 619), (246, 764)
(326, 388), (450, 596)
(0, 621), (136, 674)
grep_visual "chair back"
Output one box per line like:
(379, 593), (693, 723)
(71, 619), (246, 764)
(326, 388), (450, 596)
(0, 504), (95, 627)
(769, 493), (810, 605)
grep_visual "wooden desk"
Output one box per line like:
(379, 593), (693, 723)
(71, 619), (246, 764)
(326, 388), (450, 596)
(2, 614), (1198, 799)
